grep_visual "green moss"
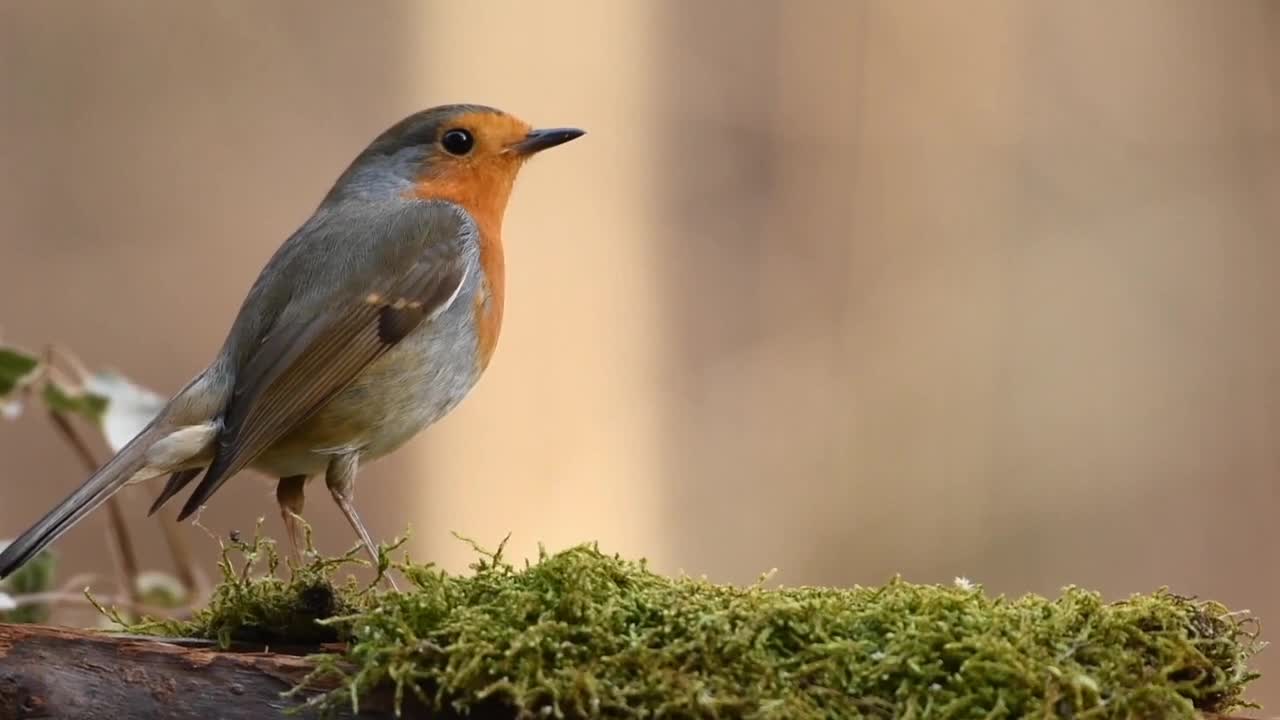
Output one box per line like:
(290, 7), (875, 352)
(114, 528), (1263, 719)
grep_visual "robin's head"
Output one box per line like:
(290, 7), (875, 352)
(325, 104), (584, 217)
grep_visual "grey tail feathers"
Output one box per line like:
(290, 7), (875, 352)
(0, 423), (166, 580)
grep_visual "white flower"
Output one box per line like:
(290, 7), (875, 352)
(953, 576), (976, 591)
(0, 399), (22, 420)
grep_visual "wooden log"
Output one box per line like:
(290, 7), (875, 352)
(0, 623), (430, 719)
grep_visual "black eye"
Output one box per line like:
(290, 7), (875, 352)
(441, 128), (474, 155)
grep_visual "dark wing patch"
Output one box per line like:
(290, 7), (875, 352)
(376, 263), (473, 340)
(379, 305), (421, 344)
(377, 269), (467, 343)
(174, 203), (470, 521)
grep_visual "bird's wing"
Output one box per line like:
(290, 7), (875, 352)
(174, 200), (471, 520)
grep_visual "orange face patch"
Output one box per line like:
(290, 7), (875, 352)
(410, 110), (530, 374)
(409, 111), (532, 227)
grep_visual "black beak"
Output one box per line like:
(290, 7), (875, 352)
(512, 127), (585, 155)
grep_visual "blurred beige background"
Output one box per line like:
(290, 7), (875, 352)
(1, 0), (1278, 711)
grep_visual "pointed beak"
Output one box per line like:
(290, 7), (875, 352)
(511, 127), (585, 156)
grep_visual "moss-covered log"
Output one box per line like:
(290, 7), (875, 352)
(7, 533), (1262, 720)
(0, 622), (1258, 720)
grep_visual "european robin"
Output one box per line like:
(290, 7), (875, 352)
(0, 104), (584, 588)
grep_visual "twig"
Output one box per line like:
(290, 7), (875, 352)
(8, 591), (188, 619)
(147, 475), (210, 598)
(46, 409), (142, 614)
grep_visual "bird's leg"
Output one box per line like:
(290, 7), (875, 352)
(276, 475), (308, 566)
(325, 453), (399, 591)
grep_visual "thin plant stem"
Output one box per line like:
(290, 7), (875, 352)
(8, 590), (187, 619)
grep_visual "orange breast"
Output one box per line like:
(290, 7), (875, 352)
(411, 169), (509, 374)
(472, 229), (505, 371)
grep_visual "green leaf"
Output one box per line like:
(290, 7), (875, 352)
(41, 380), (109, 422)
(0, 347), (39, 398)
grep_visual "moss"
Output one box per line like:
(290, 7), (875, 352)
(115, 528), (1263, 719)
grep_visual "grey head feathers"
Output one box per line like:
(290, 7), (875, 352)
(320, 104), (506, 206)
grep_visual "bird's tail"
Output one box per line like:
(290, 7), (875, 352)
(0, 378), (223, 582)
(0, 422), (173, 579)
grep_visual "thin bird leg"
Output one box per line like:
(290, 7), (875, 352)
(275, 475), (308, 565)
(326, 453), (399, 591)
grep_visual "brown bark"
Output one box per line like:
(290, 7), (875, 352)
(0, 623), (428, 719)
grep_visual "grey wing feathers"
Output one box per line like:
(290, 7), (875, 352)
(171, 201), (472, 520)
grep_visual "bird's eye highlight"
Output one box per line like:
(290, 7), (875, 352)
(441, 128), (475, 156)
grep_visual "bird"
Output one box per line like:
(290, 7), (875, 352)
(0, 104), (584, 587)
